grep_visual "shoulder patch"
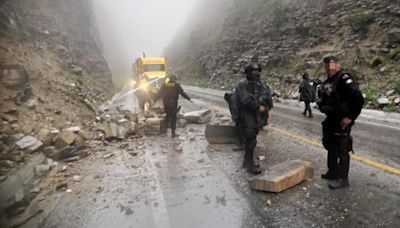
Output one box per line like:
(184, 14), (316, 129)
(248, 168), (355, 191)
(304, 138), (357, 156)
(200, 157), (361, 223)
(342, 74), (350, 80)
(345, 79), (353, 84)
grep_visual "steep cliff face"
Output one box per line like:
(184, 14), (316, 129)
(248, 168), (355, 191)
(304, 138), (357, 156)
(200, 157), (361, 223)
(166, 0), (400, 110)
(0, 0), (113, 96)
(0, 0), (114, 174)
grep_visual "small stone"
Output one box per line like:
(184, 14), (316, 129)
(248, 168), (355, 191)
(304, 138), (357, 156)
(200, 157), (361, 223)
(266, 199), (272, 207)
(258, 155), (266, 161)
(66, 189), (72, 193)
(63, 126), (81, 133)
(377, 97), (390, 106)
(102, 153), (114, 159)
(60, 165), (68, 172)
(35, 164), (51, 176)
(24, 98), (38, 109)
(73, 175), (82, 182)
(56, 182), (68, 190)
(125, 208), (134, 215)
(30, 187), (42, 194)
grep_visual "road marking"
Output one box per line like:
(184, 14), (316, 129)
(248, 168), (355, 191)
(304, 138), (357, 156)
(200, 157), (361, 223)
(144, 148), (171, 228)
(268, 126), (400, 176)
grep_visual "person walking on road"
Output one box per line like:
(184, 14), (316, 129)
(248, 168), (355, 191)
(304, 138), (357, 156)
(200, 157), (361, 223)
(156, 75), (191, 138)
(235, 63), (273, 175)
(299, 72), (314, 118)
(317, 55), (364, 189)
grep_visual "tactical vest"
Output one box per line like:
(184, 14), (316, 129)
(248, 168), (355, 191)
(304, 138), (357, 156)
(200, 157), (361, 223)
(317, 71), (347, 115)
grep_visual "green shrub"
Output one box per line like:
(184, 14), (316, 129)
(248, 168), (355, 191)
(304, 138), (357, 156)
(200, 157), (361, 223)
(389, 48), (400, 61)
(363, 86), (378, 103)
(384, 103), (397, 112)
(349, 10), (374, 33)
(393, 79), (400, 94)
(196, 78), (209, 88)
(264, 0), (289, 27)
(370, 56), (383, 67)
(297, 21), (322, 37)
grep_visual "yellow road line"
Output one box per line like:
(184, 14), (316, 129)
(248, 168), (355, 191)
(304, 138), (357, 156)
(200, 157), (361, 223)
(267, 126), (400, 176)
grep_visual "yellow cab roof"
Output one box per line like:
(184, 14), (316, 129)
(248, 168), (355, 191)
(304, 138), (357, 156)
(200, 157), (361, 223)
(140, 57), (167, 64)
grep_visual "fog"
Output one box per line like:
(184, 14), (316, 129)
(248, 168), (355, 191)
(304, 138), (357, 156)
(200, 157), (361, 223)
(92, 0), (198, 85)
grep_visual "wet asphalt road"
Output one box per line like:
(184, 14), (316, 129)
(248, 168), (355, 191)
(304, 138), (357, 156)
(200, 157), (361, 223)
(184, 86), (400, 170)
(24, 86), (400, 228)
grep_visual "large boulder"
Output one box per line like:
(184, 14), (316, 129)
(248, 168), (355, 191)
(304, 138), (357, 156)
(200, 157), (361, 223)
(15, 135), (43, 153)
(183, 109), (211, 124)
(0, 65), (30, 90)
(53, 131), (78, 149)
(143, 118), (164, 136)
(387, 28), (400, 46)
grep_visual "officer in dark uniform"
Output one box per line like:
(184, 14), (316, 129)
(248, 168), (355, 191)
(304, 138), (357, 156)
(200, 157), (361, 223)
(235, 63), (273, 175)
(317, 55), (364, 189)
(299, 72), (314, 118)
(156, 75), (191, 138)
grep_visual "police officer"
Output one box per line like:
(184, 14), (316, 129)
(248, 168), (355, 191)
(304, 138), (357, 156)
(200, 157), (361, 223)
(299, 72), (314, 118)
(235, 63), (273, 175)
(156, 75), (191, 138)
(317, 55), (364, 189)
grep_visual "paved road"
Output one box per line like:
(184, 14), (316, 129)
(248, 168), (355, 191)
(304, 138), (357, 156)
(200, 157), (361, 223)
(23, 86), (400, 228)
(184, 85), (400, 170)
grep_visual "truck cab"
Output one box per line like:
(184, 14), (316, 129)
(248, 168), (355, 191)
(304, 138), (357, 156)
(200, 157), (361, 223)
(133, 57), (169, 93)
(133, 57), (169, 111)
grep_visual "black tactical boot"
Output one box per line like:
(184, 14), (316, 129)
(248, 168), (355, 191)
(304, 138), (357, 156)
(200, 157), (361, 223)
(321, 171), (336, 180)
(242, 159), (260, 169)
(247, 162), (262, 175)
(328, 179), (349, 189)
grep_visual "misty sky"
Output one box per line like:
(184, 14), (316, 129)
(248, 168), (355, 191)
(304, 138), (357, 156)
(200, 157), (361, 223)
(92, 0), (198, 80)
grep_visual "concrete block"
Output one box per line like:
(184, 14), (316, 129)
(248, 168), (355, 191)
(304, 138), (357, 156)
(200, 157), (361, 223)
(184, 109), (211, 124)
(249, 160), (314, 193)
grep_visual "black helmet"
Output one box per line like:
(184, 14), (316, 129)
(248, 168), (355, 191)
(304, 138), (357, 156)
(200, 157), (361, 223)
(301, 72), (309, 79)
(323, 54), (339, 63)
(244, 63), (262, 74)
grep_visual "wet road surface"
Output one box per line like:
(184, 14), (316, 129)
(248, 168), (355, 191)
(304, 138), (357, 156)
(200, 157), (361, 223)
(22, 86), (400, 228)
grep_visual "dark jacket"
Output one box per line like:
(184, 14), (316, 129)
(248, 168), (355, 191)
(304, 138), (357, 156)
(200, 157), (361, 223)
(299, 78), (315, 102)
(234, 76), (273, 130)
(156, 82), (190, 106)
(317, 70), (364, 122)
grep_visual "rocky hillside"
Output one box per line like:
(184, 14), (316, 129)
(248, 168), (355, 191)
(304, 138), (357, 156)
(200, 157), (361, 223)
(0, 0), (114, 176)
(165, 0), (400, 111)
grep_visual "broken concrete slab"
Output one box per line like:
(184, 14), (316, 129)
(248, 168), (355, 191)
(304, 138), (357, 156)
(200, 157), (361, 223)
(205, 124), (238, 144)
(53, 131), (77, 149)
(143, 118), (164, 136)
(249, 160), (314, 193)
(183, 109), (211, 124)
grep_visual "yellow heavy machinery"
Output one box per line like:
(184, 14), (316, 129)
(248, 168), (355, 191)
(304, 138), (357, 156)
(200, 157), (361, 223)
(133, 56), (169, 111)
